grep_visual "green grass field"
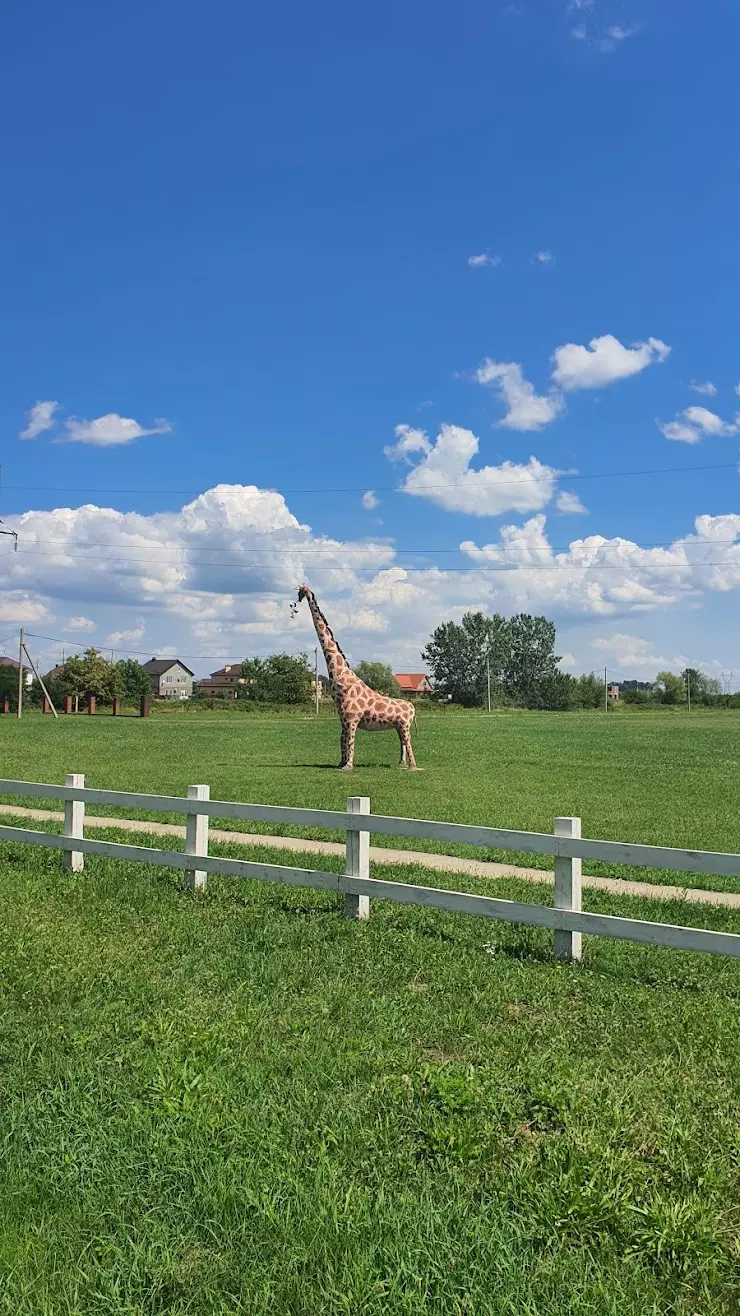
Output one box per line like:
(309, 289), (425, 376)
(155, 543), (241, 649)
(2, 710), (740, 1312)
(2, 706), (740, 889)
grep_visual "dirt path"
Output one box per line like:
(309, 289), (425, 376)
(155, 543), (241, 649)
(2, 802), (739, 910)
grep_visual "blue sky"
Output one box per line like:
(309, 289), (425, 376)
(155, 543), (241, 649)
(2, 0), (740, 683)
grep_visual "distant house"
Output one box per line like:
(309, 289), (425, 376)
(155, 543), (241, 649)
(394, 673), (434, 698)
(314, 674), (331, 701)
(607, 683), (620, 701)
(0, 655), (33, 688)
(197, 663), (245, 699)
(142, 658), (194, 700)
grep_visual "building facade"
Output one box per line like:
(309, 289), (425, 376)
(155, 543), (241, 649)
(393, 673), (435, 698)
(142, 658), (194, 699)
(197, 663), (245, 697)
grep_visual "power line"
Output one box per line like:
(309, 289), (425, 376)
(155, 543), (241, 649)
(8, 545), (739, 573)
(22, 630), (302, 661)
(8, 532), (740, 557)
(1, 458), (739, 500)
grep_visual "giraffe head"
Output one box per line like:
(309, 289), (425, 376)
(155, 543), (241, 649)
(297, 584), (314, 603)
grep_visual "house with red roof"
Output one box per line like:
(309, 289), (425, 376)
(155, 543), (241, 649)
(393, 673), (434, 698)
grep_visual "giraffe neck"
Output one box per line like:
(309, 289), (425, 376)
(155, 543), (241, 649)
(306, 597), (354, 688)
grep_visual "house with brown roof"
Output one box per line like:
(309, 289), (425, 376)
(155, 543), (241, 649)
(142, 658), (194, 700)
(196, 663), (245, 698)
(393, 673), (434, 698)
(0, 655), (33, 688)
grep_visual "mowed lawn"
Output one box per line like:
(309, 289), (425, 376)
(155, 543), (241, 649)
(3, 711), (740, 1312)
(3, 833), (740, 1314)
(2, 707), (740, 890)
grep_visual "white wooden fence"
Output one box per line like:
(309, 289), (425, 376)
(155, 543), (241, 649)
(2, 775), (740, 963)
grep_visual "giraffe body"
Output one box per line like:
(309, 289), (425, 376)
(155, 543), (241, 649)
(298, 585), (417, 770)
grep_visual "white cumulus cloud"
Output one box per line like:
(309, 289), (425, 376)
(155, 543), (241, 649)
(62, 414), (173, 447)
(591, 633), (685, 672)
(362, 490), (380, 510)
(384, 424), (433, 463)
(555, 491), (588, 515)
(533, 250), (553, 264)
(468, 252), (502, 268)
(658, 406), (740, 444)
(0, 593), (51, 623)
(4, 484), (740, 678)
(475, 360), (564, 430)
(551, 334), (670, 390)
(460, 511), (740, 614)
(19, 400), (59, 440)
(63, 616), (96, 632)
(391, 424), (558, 516)
(105, 618), (146, 647)
(689, 380), (717, 397)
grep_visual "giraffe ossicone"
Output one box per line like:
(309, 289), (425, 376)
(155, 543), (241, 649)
(297, 584), (418, 770)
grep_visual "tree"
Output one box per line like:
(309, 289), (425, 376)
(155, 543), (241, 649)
(240, 653), (312, 704)
(536, 670), (579, 711)
(572, 672), (605, 710)
(503, 614), (560, 707)
(115, 658), (152, 704)
(621, 687), (655, 706)
(353, 662), (400, 696)
(655, 671), (685, 705)
(681, 668), (722, 705)
(0, 665), (20, 709)
(44, 648), (117, 706)
(422, 612), (509, 706)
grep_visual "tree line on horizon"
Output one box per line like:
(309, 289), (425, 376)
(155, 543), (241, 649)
(0, 650), (151, 711)
(2, 627), (736, 713)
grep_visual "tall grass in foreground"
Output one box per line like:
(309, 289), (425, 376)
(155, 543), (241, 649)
(1, 833), (740, 1313)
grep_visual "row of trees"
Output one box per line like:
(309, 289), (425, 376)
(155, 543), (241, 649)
(623, 670), (740, 707)
(234, 657), (400, 703)
(6, 637), (731, 715)
(0, 650), (152, 710)
(421, 611), (584, 709)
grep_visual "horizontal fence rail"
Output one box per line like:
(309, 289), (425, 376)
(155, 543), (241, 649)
(2, 777), (740, 963)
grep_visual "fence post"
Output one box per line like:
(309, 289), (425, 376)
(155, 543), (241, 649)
(344, 796), (370, 920)
(63, 773), (85, 873)
(554, 816), (582, 963)
(185, 784), (210, 891)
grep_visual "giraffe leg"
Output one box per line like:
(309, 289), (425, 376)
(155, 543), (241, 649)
(340, 719), (358, 771)
(401, 724), (417, 770)
(398, 726), (408, 766)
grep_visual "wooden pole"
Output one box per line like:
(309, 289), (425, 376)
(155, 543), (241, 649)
(17, 628), (23, 719)
(344, 796), (370, 920)
(21, 641), (58, 717)
(185, 784), (210, 891)
(554, 816), (582, 963)
(62, 773), (85, 872)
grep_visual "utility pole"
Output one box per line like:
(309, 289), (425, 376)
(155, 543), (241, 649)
(314, 646), (320, 715)
(17, 628), (23, 719)
(604, 667), (608, 714)
(486, 650), (491, 713)
(686, 670), (691, 713)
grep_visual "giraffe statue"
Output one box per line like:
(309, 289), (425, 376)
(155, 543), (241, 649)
(297, 585), (417, 771)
